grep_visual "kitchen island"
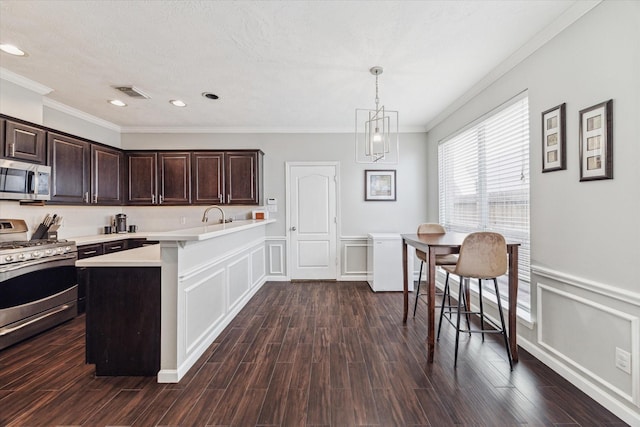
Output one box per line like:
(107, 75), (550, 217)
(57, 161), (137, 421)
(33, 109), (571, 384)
(77, 219), (275, 382)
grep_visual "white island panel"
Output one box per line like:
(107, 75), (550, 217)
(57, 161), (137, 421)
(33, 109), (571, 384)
(157, 219), (273, 383)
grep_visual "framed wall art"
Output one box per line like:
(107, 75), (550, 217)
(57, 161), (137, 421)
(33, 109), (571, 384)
(541, 103), (566, 172)
(579, 99), (613, 181)
(364, 169), (396, 201)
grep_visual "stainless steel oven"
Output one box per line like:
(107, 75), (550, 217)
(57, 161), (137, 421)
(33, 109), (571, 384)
(0, 219), (77, 350)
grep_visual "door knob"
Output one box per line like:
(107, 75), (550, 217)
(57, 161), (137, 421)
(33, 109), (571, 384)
(291, 226), (297, 231)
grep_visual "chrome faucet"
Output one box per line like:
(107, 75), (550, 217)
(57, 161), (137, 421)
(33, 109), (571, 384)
(202, 205), (226, 224)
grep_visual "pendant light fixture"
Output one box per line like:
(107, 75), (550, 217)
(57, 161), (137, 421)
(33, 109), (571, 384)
(355, 66), (399, 163)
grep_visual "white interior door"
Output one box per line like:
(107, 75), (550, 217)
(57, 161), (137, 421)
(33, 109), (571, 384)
(287, 163), (338, 280)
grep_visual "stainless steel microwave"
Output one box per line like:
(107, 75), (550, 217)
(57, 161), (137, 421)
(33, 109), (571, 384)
(0, 159), (51, 201)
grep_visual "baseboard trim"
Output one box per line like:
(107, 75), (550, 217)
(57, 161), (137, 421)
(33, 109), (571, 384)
(518, 336), (640, 426)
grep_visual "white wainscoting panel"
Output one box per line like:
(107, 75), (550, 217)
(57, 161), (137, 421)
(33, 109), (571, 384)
(228, 255), (251, 311)
(537, 282), (639, 405)
(184, 267), (226, 354)
(266, 237), (287, 279)
(342, 241), (367, 280)
(251, 246), (266, 287)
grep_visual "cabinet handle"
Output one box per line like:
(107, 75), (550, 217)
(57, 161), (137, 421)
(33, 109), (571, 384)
(93, 194), (98, 203)
(227, 194), (231, 204)
(159, 194), (164, 204)
(151, 194), (156, 204)
(109, 246), (122, 250)
(82, 250), (97, 255)
(84, 192), (89, 203)
(219, 194), (223, 203)
(10, 143), (15, 157)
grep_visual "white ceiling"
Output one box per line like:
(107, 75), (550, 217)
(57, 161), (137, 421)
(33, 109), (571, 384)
(0, 1), (594, 133)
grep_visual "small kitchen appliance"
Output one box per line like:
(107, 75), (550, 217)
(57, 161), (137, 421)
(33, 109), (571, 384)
(115, 214), (127, 234)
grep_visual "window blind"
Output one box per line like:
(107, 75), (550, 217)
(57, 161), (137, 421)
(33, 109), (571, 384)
(438, 94), (531, 313)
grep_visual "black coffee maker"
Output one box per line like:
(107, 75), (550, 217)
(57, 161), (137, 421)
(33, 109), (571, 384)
(115, 213), (127, 234)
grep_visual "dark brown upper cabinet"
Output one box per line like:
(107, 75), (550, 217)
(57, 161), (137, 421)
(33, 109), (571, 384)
(48, 132), (124, 205)
(48, 132), (91, 204)
(126, 152), (157, 205)
(191, 150), (263, 205)
(91, 145), (124, 205)
(126, 151), (191, 205)
(2, 119), (47, 164)
(158, 152), (191, 205)
(192, 152), (224, 204)
(225, 151), (262, 205)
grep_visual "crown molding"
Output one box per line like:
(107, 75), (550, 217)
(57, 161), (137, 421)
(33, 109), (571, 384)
(120, 125), (426, 134)
(425, 0), (602, 131)
(43, 98), (121, 132)
(0, 67), (53, 95)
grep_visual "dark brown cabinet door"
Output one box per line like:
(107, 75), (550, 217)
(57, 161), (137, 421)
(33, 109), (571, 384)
(48, 132), (90, 204)
(3, 120), (47, 164)
(92, 145), (123, 205)
(225, 151), (261, 205)
(158, 152), (191, 205)
(192, 152), (224, 204)
(126, 152), (157, 205)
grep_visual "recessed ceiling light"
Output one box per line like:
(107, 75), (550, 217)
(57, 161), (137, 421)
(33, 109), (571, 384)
(0, 44), (27, 56)
(108, 99), (127, 107)
(170, 99), (187, 107)
(202, 92), (219, 100)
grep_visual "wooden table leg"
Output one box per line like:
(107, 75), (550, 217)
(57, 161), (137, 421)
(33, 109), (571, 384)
(508, 245), (519, 363)
(402, 239), (408, 323)
(427, 248), (436, 362)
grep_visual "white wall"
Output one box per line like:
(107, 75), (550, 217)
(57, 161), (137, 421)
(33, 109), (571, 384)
(122, 132), (430, 279)
(425, 1), (640, 424)
(0, 78), (430, 279)
(122, 132), (429, 237)
(0, 79), (43, 123)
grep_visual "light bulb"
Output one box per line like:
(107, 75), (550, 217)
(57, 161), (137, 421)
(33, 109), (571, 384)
(373, 129), (382, 143)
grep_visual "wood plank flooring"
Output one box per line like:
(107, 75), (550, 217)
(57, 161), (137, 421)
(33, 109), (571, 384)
(0, 281), (628, 426)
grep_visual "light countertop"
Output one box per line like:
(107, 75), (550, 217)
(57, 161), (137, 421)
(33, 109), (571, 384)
(73, 219), (275, 267)
(143, 219), (275, 241)
(76, 244), (161, 267)
(70, 219), (275, 246)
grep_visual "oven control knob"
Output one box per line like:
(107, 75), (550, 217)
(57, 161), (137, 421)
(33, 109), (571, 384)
(45, 249), (54, 256)
(32, 251), (42, 258)
(5, 255), (14, 262)
(18, 253), (26, 260)
(65, 246), (71, 252)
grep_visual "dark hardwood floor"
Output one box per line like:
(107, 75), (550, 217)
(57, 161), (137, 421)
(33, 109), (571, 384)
(0, 281), (627, 426)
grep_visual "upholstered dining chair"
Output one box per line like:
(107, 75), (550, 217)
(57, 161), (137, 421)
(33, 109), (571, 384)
(413, 223), (458, 317)
(438, 232), (513, 370)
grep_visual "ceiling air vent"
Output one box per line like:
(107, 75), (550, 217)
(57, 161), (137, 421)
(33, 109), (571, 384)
(112, 86), (151, 99)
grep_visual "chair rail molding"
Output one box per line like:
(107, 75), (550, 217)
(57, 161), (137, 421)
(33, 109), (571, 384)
(531, 264), (640, 307)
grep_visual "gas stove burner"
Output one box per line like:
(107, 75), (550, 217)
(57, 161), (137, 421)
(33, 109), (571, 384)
(0, 239), (77, 265)
(0, 239), (69, 249)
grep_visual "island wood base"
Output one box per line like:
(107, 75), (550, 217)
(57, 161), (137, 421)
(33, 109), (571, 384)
(85, 267), (160, 376)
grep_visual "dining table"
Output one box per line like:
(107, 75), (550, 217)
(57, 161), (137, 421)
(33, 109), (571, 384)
(401, 231), (521, 363)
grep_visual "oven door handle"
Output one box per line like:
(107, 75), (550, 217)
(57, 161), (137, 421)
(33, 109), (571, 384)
(0, 303), (73, 337)
(0, 253), (77, 279)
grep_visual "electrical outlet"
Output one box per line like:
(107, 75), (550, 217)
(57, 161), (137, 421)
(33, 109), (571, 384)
(615, 347), (632, 374)
(180, 216), (186, 225)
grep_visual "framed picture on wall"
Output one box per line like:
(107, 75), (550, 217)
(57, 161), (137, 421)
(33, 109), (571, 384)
(364, 169), (396, 201)
(579, 99), (613, 181)
(541, 103), (566, 172)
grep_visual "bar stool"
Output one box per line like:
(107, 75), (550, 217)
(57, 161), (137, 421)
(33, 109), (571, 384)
(413, 223), (458, 317)
(438, 232), (513, 369)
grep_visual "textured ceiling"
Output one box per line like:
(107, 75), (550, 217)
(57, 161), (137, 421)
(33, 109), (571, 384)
(0, 1), (587, 132)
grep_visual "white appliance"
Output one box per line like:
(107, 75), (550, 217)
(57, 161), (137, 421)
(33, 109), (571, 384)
(367, 233), (414, 292)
